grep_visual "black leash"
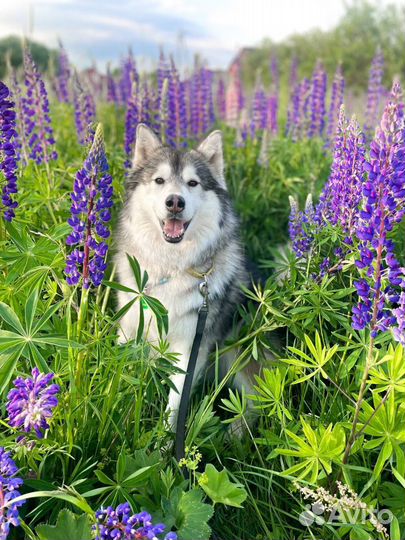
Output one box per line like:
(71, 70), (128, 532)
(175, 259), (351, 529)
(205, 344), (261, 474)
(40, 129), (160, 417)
(175, 277), (209, 468)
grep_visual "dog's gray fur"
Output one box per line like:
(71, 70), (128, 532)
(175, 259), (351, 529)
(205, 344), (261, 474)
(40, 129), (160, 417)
(115, 124), (251, 430)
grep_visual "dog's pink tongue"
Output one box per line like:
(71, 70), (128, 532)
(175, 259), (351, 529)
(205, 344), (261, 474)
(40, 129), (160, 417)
(163, 219), (185, 237)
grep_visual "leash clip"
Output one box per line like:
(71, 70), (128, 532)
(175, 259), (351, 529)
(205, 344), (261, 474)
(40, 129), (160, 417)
(198, 275), (209, 312)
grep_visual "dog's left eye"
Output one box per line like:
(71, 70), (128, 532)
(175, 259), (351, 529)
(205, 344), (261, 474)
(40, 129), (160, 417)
(187, 180), (199, 187)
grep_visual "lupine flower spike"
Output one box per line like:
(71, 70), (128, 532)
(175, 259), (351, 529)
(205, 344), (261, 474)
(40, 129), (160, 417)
(0, 82), (19, 221)
(0, 448), (25, 540)
(7, 368), (60, 438)
(352, 82), (405, 338)
(73, 73), (96, 145)
(65, 123), (113, 288)
(364, 48), (384, 140)
(94, 503), (177, 540)
(23, 48), (58, 164)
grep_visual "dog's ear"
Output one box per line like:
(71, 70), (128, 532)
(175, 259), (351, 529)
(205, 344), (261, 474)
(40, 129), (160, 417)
(197, 130), (226, 189)
(133, 124), (161, 168)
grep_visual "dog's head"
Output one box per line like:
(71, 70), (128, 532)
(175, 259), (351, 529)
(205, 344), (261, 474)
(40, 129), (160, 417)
(125, 124), (231, 252)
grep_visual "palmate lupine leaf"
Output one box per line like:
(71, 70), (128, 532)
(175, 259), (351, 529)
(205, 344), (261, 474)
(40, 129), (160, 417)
(249, 367), (292, 421)
(368, 343), (405, 393)
(355, 393), (405, 478)
(275, 418), (345, 483)
(0, 285), (81, 391)
(282, 331), (338, 384)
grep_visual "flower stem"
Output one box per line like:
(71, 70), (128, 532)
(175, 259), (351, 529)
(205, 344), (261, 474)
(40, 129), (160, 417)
(75, 287), (89, 391)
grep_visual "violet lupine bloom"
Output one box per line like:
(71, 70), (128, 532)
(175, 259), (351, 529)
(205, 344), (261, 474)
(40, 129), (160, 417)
(288, 195), (315, 258)
(94, 503), (177, 540)
(326, 64), (345, 146)
(286, 78), (311, 140)
(124, 82), (140, 168)
(65, 124), (113, 288)
(251, 80), (267, 138)
(316, 106), (366, 235)
(167, 58), (188, 148)
(364, 48), (384, 140)
(0, 82), (19, 222)
(23, 49), (58, 164)
(393, 292), (405, 345)
(119, 50), (138, 105)
(289, 56), (299, 90)
(55, 42), (71, 103)
(157, 50), (170, 111)
(9, 71), (29, 164)
(307, 61), (327, 138)
(352, 82), (405, 338)
(106, 65), (118, 105)
(216, 78), (226, 121)
(0, 448), (25, 540)
(267, 94), (278, 135)
(7, 368), (60, 438)
(73, 75), (96, 145)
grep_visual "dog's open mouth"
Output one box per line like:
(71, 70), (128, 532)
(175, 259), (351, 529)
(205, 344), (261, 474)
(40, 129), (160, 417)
(161, 218), (190, 243)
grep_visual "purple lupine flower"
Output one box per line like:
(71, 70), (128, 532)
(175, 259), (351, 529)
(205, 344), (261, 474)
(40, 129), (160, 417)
(288, 194), (315, 258)
(23, 48), (58, 164)
(0, 448), (25, 540)
(0, 82), (19, 222)
(190, 68), (203, 138)
(159, 78), (169, 144)
(106, 64), (118, 105)
(251, 78), (267, 138)
(352, 82), (405, 337)
(267, 94), (278, 135)
(326, 64), (345, 146)
(94, 503), (177, 540)
(65, 124), (113, 288)
(157, 49), (170, 111)
(167, 57), (188, 148)
(216, 78), (226, 121)
(308, 61), (327, 138)
(289, 56), (298, 90)
(124, 81), (139, 168)
(119, 49), (138, 105)
(73, 75), (96, 145)
(316, 106), (366, 235)
(9, 71), (29, 164)
(7, 368), (60, 438)
(364, 48), (384, 140)
(55, 41), (71, 103)
(286, 78), (311, 140)
(393, 292), (405, 345)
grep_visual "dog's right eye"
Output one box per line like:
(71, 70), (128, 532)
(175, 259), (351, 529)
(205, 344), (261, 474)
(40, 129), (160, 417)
(155, 177), (165, 185)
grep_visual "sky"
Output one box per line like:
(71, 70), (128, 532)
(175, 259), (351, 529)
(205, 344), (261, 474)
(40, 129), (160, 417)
(0, 0), (401, 72)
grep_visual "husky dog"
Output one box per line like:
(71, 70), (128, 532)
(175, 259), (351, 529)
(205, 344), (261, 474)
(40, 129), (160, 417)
(116, 124), (251, 429)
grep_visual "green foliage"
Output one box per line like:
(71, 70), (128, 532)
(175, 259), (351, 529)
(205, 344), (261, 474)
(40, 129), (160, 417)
(162, 488), (214, 540)
(0, 97), (404, 540)
(239, 1), (405, 92)
(36, 509), (92, 540)
(198, 464), (247, 507)
(0, 35), (58, 79)
(275, 419), (346, 482)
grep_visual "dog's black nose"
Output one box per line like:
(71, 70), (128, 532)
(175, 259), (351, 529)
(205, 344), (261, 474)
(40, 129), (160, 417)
(165, 194), (185, 214)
